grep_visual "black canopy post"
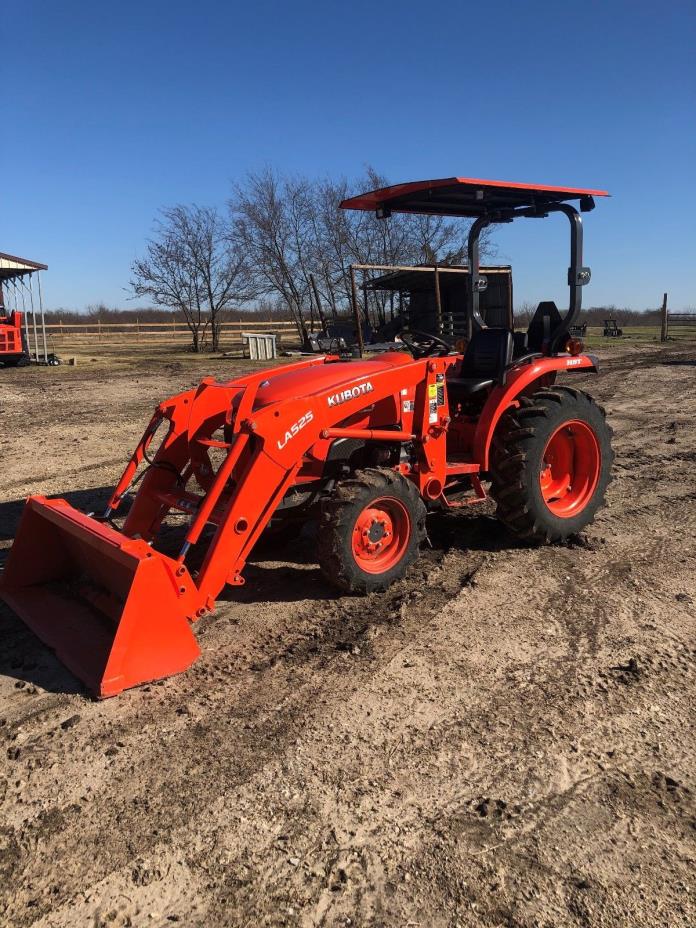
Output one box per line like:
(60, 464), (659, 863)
(433, 265), (443, 335)
(466, 215), (491, 338)
(545, 203), (588, 352)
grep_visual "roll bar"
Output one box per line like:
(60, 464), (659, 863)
(467, 199), (593, 350)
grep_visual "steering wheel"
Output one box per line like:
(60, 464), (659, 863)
(398, 328), (452, 359)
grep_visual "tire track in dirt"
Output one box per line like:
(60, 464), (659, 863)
(0, 544), (483, 924)
(1, 343), (695, 927)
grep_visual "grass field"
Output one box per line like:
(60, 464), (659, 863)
(582, 324), (696, 347)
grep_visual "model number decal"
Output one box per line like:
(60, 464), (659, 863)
(567, 358), (583, 366)
(327, 381), (374, 407)
(277, 411), (314, 450)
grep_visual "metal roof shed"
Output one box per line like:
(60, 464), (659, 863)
(0, 252), (50, 364)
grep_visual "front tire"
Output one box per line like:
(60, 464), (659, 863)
(490, 386), (613, 543)
(318, 468), (426, 594)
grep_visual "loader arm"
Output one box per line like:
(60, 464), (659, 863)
(106, 349), (454, 608)
(190, 351), (456, 604)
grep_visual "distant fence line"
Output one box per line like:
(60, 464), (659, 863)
(664, 315), (696, 343)
(660, 292), (696, 341)
(42, 319), (301, 346)
(34, 312), (696, 351)
(43, 320), (296, 329)
(665, 313), (696, 326)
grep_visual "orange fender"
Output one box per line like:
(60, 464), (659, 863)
(473, 354), (597, 471)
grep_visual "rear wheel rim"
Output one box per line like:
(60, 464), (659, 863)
(352, 496), (411, 574)
(539, 419), (601, 517)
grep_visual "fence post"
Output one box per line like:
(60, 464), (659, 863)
(660, 292), (668, 342)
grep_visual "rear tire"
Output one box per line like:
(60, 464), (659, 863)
(318, 468), (426, 594)
(490, 386), (613, 543)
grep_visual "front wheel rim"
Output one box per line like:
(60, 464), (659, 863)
(539, 419), (601, 517)
(352, 496), (411, 574)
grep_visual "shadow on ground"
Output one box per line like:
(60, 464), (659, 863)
(0, 486), (113, 542)
(0, 604), (87, 697)
(0, 492), (524, 695)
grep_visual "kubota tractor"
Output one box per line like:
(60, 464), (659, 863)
(1, 176), (614, 697)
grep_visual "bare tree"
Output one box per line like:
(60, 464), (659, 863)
(309, 169), (494, 328)
(231, 170), (314, 346)
(131, 205), (252, 352)
(515, 301), (538, 327)
(231, 167), (498, 340)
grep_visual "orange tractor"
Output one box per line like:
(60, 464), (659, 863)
(1, 177), (613, 697)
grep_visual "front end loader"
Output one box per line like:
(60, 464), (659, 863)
(1, 176), (614, 697)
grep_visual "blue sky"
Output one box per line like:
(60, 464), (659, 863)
(3, 0), (695, 311)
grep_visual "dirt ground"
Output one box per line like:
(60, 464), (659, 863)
(0, 342), (694, 928)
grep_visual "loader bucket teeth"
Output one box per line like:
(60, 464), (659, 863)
(0, 497), (200, 698)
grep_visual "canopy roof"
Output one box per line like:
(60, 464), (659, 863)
(0, 252), (48, 283)
(340, 177), (609, 217)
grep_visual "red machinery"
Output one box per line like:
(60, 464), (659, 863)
(1, 177), (614, 697)
(0, 253), (49, 367)
(0, 307), (26, 366)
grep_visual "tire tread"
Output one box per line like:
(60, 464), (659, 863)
(318, 468), (426, 594)
(490, 388), (613, 544)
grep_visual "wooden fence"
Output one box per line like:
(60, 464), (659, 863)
(42, 319), (301, 350)
(664, 313), (696, 339)
(659, 293), (696, 341)
(38, 310), (696, 352)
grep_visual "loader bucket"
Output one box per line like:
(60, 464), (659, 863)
(0, 497), (201, 698)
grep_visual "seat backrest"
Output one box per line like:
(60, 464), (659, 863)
(461, 328), (513, 377)
(526, 301), (563, 353)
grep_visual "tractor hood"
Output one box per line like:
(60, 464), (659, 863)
(252, 352), (413, 408)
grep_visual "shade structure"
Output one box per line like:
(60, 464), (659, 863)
(340, 176), (609, 217)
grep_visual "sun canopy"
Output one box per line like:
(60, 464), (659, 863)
(0, 252), (48, 283)
(340, 177), (610, 218)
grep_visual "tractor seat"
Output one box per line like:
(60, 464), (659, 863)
(446, 328), (513, 396)
(526, 301), (563, 353)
